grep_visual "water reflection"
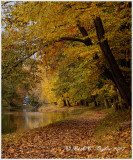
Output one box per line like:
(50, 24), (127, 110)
(2, 108), (71, 134)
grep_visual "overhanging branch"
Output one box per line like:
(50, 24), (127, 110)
(59, 37), (92, 46)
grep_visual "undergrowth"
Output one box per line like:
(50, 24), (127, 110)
(94, 108), (131, 144)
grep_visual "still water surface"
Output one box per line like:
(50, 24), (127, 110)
(2, 107), (72, 134)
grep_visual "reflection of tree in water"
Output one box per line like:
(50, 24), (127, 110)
(43, 113), (70, 124)
(2, 114), (17, 134)
(25, 112), (74, 130)
(2, 110), (73, 134)
(24, 113), (41, 129)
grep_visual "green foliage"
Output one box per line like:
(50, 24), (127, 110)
(28, 93), (41, 108)
(2, 31), (41, 107)
(54, 56), (94, 103)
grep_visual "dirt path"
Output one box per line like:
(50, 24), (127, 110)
(2, 111), (131, 159)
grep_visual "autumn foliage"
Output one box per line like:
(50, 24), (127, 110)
(2, 2), (131, 108)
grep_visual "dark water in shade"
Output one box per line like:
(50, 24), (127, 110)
(2, 107), (72, 135)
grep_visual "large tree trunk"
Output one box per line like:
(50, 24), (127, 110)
(94, 17), (131, 108)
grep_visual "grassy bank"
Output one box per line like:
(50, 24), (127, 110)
(38, 104), (92, 113)
(95, 109), (131, 136)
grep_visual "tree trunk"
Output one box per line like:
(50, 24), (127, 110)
(67, 100), (71, 106)
(80, 100), (84, 106)
(94, 96), (98, 107)
(63, 99), (67, 106)
(94, 100), (98, 108)
(104, 98), (110, 108)
(86, 100), (89, 106)
(113, 95), (121, 111)
(94, 17), (131, 108)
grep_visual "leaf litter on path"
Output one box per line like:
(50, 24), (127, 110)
(2, 111), (131, 159)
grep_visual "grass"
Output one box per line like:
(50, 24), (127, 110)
(38, 104), (92, 113)
(94, 108), (131, 144)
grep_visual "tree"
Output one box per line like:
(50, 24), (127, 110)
(2, 31), (41, 107)
(94, 16), (131, 108)
(2, 2), (131, 108)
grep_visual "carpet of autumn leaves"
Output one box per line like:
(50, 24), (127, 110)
(2, 110), (131, 159)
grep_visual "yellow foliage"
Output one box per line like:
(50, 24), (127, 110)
(40, 67), (58, 103)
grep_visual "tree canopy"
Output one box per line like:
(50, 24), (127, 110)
(2, 1), (131, 109)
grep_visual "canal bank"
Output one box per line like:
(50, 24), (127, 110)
(2, 108), (131, 159)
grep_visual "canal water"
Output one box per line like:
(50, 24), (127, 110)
(2, 107), (72, 134)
